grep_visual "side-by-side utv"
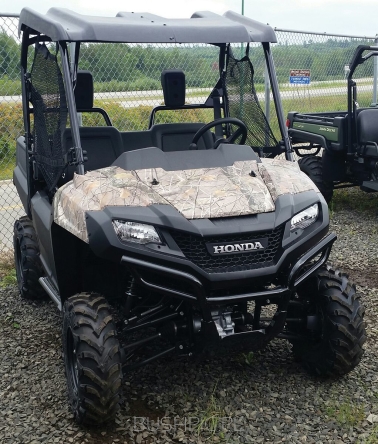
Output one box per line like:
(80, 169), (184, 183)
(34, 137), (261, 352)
(287, 45), (378, 202)
(14, 7), (366, 424)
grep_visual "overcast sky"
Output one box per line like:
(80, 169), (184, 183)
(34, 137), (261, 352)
(5, 0), (378, 38)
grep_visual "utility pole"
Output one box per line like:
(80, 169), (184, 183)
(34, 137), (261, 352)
(240, 0), (245, 56)
(372, 36), (378, 107)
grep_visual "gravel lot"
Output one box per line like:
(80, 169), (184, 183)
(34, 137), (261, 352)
(1, 188), (378, 444)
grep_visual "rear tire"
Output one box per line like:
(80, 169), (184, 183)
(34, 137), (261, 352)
(289, 266), (366, 377)
(13, 216), (45, 300)
(298, 156), (333, 203)
(62, 293), (123, 425)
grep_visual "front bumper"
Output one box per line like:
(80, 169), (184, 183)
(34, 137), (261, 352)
(121, 232), (336, 306)
(121, 232), (336, 350)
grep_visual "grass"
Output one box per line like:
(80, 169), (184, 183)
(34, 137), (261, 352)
(324, 400), (365, 427)
(331, 187), (378, 215)
(363, 425), (378, 444)
(196, 383), (226, 439)
(280, 91), (372, 115)
(0, 164), (13, 180)
(0, 250), (17, 288)
(236, 351), (255, 367)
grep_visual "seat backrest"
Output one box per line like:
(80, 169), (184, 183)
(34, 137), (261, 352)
(60, 126), (123, 184)
(120, 123), (214, 153)
(120, 130), (154, 152)
(151, 123), (214, 151)
(357, 108), (378, 144)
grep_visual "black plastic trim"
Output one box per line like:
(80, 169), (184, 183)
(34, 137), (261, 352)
(86, 191), (329, 290)
(121, 232), (336, 304)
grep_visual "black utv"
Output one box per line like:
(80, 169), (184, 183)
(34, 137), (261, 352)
(13, 7), (366, 425)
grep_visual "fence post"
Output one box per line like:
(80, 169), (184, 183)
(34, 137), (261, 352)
(372, 37), (378, 107)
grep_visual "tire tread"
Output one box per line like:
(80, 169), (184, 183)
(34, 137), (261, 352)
(298, 156), (333, 203)
(63, 292), (123, 425)
(13, 216), (45, 300)
(292, 265), (366, 377)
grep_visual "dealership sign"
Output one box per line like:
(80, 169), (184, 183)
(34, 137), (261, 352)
(289, 69), (311, 85)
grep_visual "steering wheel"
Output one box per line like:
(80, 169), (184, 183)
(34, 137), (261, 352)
(190, 117), (248, 150)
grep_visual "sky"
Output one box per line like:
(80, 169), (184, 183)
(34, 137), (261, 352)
(4, 0), (378, 38)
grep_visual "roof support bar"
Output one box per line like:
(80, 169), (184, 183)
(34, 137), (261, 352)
(262, 42), (293, 161)
(59, 42), (84, 175)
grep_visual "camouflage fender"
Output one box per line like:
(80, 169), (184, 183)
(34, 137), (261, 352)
(259, 158), (319, 200)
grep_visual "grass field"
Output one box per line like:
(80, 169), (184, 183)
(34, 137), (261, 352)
(0, 164), (13, 181)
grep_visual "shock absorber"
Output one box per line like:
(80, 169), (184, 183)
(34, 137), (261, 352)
(123, 278), (139, 318)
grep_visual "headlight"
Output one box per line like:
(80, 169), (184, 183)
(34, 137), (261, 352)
(112, 220), (162, 244)
(290, 203), (319, 232)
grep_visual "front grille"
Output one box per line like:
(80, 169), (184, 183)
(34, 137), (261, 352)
(170, 225), (285, 273)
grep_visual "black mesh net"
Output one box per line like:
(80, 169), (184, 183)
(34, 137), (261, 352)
(223, 45), (278, 154)
(30, 44), (68, 190)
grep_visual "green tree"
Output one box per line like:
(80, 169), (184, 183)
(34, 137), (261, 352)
(0, 31), (19, 79)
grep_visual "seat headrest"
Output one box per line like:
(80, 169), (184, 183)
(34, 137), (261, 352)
(74, 70), (93, 109)
(161, 69), (185, 107)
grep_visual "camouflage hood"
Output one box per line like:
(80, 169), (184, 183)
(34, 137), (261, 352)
(53, 158), (319, 242)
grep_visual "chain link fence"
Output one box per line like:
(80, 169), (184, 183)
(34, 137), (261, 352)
(273, 29), (377, 118)
(0, 13), (377, 251)
(0, 14), (24, 251)
(80, 42), (220, 130)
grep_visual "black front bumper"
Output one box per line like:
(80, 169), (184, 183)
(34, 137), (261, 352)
(121, 232), (336, 306)
(121, 233), (336, 349)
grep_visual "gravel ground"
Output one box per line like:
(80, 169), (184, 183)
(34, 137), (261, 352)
(1, 188), (378, 444)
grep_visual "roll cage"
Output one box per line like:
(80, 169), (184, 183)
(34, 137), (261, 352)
(19, 8), (292, 217)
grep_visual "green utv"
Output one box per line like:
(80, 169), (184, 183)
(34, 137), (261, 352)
(13, 7), (366, 424)
(287, 45), (378, 202)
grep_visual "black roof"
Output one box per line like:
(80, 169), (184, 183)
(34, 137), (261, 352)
(19, 8), (277, 44)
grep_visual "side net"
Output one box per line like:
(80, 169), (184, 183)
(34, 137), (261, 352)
(223, 45), (278, 155)
(30, 44), (68, 190)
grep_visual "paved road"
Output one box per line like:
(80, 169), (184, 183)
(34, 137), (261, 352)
(117, 85), (373, 108)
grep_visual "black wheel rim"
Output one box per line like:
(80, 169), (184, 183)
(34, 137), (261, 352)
(66, 328), (79, 394)
(304, 300), (326, 345)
